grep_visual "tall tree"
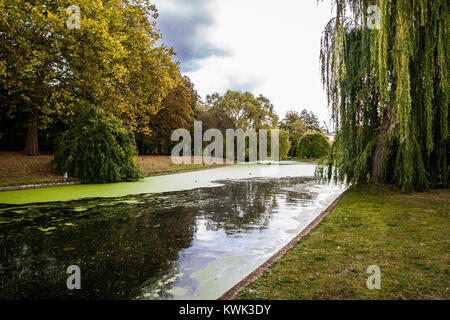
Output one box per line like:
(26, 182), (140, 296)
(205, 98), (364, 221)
(319, 0), (449, 191)
(0, 0), (178, 155)
(144, 76), (195, 154)
(280, 110), (307, 157)
(205, 90), (278, 130)
(299, 109), (322, 132)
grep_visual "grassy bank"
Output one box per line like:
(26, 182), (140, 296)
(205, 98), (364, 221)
(0, 152), (224, 188)
(0, 152), (68, 187)
(138, 155), (222, 176)
(238, 185), (450, 300)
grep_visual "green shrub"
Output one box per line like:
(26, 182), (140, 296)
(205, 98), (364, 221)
(297, 132), (331, 159)
(278, 129), (291, 160)
(54, 107), (141, 183)
(265, 129), (291, 161)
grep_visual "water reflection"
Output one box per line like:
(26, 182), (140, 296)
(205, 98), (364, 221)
(0, 176), (342, 299)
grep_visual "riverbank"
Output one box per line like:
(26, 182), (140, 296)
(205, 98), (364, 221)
(0, 152), (66, 188)
(236, 185), (450, 300)
(0, 152), (223, 189)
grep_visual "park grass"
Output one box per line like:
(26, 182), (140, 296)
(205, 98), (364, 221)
(0, 152), (225, 188)
(137, 155), (223, 176)
(0, 152), (68, 187)
(237, 185), (450, 300)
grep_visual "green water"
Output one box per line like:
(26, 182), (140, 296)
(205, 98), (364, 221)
(0, 164), (317, 205)
(0, 164), (344, 299)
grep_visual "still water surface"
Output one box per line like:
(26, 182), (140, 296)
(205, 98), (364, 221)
(0, 164), (344, 299)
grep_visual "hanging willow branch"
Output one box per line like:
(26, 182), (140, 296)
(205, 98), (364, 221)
(318, 0), (449, 191)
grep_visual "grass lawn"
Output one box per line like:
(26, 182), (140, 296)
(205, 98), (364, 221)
(137, 155), (223, 176)
(0, 151), (69, 187)
(237, 185), (450, 300)
(0, 152), (225, 188)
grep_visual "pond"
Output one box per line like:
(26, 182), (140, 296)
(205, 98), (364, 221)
(0, 163), (344, 300)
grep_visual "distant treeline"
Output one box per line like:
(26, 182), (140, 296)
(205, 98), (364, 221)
(0, 0), (324, 161)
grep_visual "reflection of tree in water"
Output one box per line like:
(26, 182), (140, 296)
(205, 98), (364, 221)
(0, 176), (316, 299)
(0, 199), (196, 299)
(193, 177), (316, 235)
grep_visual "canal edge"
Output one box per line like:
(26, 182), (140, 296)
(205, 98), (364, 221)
(0, 181), (81, 192)
(218, 187), (350, 300)
(0, 166), (231, 192)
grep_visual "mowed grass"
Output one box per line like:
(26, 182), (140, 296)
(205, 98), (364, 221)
(238, 185), (450, 300)
(0, 152), (225, 187)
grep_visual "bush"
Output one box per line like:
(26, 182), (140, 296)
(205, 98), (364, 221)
(278, 129), (291, 160)
(297, 132), (331, 159)
(265, 129), (291, 161)
(54, 107), (141, 183)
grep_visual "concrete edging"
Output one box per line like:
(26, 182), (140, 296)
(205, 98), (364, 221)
(218, 188), (349, 300)
(0, 181), (81, 192)
(0, 166), (230, 193)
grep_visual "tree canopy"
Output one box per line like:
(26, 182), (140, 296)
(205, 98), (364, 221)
(280, 110), (308, 158)
(197, 91), (288, 161)
(299, 109), (322, 132)
(297, 132), (331, 159)
(205, 90), (279, 130)
(319, 0), (449, 191)
(54, 106), (140, 183)
(0, 0), (179, 155)
(137, 76), (195, 154)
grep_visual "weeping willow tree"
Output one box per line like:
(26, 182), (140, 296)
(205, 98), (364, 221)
(318, 0), (449, 191)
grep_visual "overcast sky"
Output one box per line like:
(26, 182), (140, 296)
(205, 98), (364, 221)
(153, 0), (335, 125)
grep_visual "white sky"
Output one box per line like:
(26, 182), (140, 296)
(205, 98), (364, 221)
(154, 0), (335, 126)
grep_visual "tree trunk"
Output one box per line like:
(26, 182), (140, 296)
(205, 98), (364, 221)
(371, 114), (391, 184)
(24, 106), (40, 156)
(371, 84), (397, 184)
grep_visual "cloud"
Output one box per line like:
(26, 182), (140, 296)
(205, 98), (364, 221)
(153, 0), (335, 124)
(154, 0), (229, 72)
